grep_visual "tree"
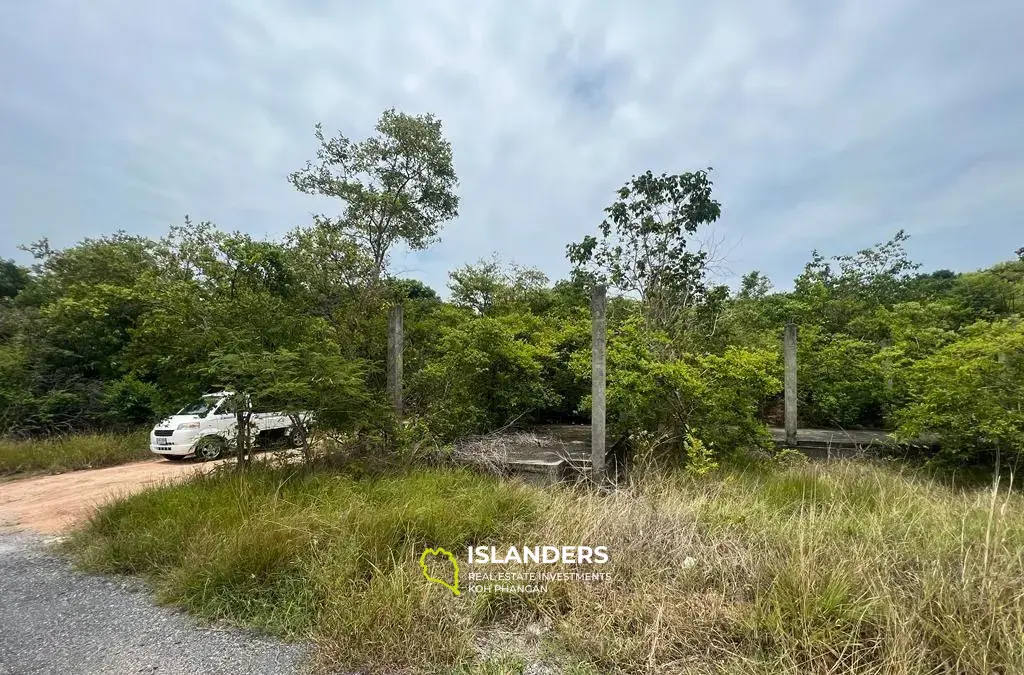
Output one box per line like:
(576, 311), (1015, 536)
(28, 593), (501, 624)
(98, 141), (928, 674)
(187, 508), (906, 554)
(386, 278), (441, 304)
(566, 169), (721, 330)
(126, 222), (317, 410)
(206, 346), (369, 467)
(289, 109), (460, 285)
(0, 260), (29, 300)
(407, 307), (564, 438)
(831, 229), (920, 306)
(568, 316), (780, 467)
(737, 271), (773, 300)
(1, 234), (161, 432)
(896, 319), (1024, 466)
(448, 256), (549, 316)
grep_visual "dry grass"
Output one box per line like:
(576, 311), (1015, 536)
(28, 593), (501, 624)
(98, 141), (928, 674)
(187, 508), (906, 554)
(66, 458), (1024, 674)
(532, 461), (1024, 674)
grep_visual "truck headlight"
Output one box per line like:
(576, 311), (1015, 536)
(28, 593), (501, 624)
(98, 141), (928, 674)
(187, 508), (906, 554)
(176, 422), (200, 431)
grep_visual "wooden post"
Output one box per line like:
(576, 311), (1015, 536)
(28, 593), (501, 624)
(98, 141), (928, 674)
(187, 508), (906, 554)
(784, 322), (798, 447)
(387, 304), (404, 420)
(591, 285), (607, 481)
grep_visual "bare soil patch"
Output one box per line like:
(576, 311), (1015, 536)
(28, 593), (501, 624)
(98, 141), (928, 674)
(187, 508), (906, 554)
(0, 457), (222, 534)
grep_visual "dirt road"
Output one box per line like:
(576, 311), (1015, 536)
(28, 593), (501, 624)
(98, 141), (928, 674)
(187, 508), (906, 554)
(0, 458), (317, 674)
(0, 458), (223, 534)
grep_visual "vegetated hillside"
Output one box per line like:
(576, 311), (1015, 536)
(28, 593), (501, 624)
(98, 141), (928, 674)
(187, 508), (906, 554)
(1, 226), (1020, 469)
(68, 459), (1024, 673)
(0, 107), (1021, 470)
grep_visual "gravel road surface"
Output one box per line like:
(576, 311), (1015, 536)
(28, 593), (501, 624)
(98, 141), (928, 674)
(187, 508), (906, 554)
(0, 531), (311, 675)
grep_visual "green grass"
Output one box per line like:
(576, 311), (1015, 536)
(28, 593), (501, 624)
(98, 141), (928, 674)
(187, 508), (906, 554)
(66, 460), (1024, 674)
(68, 464), (540, 671)
(0, 430), (151, 476)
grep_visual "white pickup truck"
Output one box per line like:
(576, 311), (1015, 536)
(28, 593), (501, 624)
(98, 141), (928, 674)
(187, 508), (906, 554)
(149, 391), (306, 460)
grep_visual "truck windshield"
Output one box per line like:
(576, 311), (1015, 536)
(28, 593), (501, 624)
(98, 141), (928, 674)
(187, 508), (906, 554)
(177, 396), (223, 418)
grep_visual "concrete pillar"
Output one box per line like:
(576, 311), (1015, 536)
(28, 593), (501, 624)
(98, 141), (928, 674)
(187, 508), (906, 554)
(591, 285), (607, 480)
(387, 304), (404, 420)
(784, 322), (798, 447)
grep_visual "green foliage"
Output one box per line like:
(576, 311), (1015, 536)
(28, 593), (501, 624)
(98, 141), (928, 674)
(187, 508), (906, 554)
(567, 169), (721, 330)
(289, 108), (460, 282)
(719, 232), (1024, 467)
(574, 317), (780, 465)
(448, 256), (550, 316)
(99, 376), (159, 427)
(2, 150), (1022, 473)
(683, 428), (717, 476)
(407, 307), (572, 438)
(0, 259), (29, 299)
(896, 319), (1024, 465)
(796, 327), (890, 428)
(952, 261), (1024, 319)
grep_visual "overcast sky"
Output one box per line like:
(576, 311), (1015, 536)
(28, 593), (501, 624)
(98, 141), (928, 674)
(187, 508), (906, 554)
(1, 0), (1021, 293)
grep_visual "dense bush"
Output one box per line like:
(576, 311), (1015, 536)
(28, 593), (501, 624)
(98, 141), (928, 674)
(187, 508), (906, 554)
(572, 316), (781, 465)
(796, 327), (890, 428)
(407, 307), (575, 439)
(896, 319), (1024, 465)
(1, 126), (1021, 470)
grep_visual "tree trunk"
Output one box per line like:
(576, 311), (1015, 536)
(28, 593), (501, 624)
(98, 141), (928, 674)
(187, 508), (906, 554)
(236, 410), (251, 470)
(289, 413), (313, 464)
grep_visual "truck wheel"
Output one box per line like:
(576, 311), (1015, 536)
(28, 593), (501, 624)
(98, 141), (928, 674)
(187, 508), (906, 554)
(194, 437), (225, 461)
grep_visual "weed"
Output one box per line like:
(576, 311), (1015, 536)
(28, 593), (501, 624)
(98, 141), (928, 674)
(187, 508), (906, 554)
(0, 431), (150, 476)
(66, 460), (1024, 674)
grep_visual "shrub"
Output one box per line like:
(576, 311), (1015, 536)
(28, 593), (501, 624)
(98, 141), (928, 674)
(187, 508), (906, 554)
(574, 317), (781, 466)
(896, 318), (1024, 466)
(100, 375), (159, 427)
(407, 308), (568, 438)
(796, 326), (890, 428)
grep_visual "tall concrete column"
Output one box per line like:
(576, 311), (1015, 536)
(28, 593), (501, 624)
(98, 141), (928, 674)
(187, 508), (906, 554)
(387, 304), (404, 420)
(591, 285), (607, 481)
(784, 322), (798, 447)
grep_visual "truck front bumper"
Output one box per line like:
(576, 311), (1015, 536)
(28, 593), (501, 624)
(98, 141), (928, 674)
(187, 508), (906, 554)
(150, 433), (199, 458)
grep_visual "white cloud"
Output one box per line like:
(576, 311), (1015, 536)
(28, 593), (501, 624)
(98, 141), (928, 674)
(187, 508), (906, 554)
(0, 0), (1021, 292)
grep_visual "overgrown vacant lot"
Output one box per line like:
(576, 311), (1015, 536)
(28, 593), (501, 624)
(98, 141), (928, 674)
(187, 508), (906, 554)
(67, 460), (1024, 674)
(0, 431), (150, 476)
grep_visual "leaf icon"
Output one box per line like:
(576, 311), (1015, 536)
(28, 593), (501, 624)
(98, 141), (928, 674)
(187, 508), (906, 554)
(419, 547), (460, 596)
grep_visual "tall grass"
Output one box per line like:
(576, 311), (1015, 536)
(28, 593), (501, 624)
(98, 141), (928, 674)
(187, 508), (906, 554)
(67, 460), (1024, 674)
(68, 464), (540, 671)
(538, 462), (1024, 673)
(0, 431), (151, 476)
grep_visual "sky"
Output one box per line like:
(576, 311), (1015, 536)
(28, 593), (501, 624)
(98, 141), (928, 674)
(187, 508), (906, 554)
(1, 0), (1021, 294)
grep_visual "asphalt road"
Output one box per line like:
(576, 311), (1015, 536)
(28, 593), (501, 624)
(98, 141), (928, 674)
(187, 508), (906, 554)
(0, 532), (311, 675)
